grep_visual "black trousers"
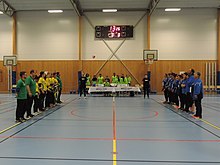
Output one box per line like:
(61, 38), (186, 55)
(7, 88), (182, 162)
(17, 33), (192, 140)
(16, 99), (27, 120)
(26, 95), (34, 117)
(185, 92), (193, 111)
(180, 93), (186, 109)
(33, 95), (40, 113)
(79, 86), (86, 97)
(57, 88), (62, 102)
(164, 88), (169, 102)
(39, 93), (45, 110)
(173, 93), (179, 106)
(45, 91), (54, 107)
(195, 98), (202, 118)
(143, 87), (150, 98)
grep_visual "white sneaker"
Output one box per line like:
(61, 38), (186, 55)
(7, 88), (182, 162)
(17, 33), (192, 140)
(84, 97), (87, 99)
(26, 116), (31, 120)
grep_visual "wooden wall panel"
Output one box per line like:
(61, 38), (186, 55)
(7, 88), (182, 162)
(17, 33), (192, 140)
(16, 60), (79, 93)
(0, 60), (216, 94)
(0, 61), (8, 92)
(151, 60), (216, 93)
(83, 60), (216, 93)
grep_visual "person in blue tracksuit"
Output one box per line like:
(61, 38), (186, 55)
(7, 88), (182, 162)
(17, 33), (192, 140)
(162, 73), (169, 103)
(185, 69), (195, 112)
(173, 74), (181, 107)
(192, 72), (204, 119)
(168, 74), (175, 104)
(180, 73), (188, 110)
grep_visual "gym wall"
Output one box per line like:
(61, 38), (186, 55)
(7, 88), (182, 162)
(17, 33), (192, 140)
(82, 12), (147, 60)
(0, 15), (12, 91)
(0, 8), (218, 93)
(151, 8), (217, 60)
(16, 11), (79, 60)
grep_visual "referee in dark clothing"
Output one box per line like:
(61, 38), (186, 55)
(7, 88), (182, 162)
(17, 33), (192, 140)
(79, 74), (87, 99)
(142, 74), (150, 99)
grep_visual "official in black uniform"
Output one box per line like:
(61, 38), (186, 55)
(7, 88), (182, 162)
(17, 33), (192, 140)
(79, 74), (87, 98)
(142, 74), (150, 99)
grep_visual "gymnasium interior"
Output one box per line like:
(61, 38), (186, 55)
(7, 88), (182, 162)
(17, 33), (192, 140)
(0, 0), (220, 164)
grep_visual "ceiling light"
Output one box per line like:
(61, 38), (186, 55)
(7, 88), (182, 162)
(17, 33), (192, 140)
(165, 8), (181, 12)
(102, 9), (117, 13)
(48, 10), (63, 13)
(0, 11), (3, 14)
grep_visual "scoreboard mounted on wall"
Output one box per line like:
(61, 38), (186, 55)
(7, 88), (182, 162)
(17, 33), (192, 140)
(95, 25), (133, 39)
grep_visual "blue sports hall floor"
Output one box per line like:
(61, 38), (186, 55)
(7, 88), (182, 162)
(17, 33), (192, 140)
(0, 93), (220, 165)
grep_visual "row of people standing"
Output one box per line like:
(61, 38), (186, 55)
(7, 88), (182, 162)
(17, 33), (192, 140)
(15, 70), (62, 123)
(162, 69), (204, 119)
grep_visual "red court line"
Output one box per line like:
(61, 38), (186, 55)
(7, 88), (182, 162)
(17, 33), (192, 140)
(70, 109), (159, 121)
(0, 136), (219, 143)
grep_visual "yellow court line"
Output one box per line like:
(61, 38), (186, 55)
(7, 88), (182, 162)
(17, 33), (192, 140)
(113, 139), (117, 165)
(0, 122), (21, 134)
(112, 96), (117, 165)
(199, 118), (220, 131)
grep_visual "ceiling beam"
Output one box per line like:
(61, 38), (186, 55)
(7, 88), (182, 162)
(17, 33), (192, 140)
(148, 0), (161, 15)
(0, 0), (15, 17)
(69, 0), (83, 16)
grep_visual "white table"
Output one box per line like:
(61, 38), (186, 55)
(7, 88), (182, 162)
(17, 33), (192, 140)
(88, 86), (141, 94)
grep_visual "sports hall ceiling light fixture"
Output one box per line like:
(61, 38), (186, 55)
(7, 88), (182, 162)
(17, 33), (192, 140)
(48, 10), (63, 13)
(165, 8), (181, 12)
(102, 9), (118, 13)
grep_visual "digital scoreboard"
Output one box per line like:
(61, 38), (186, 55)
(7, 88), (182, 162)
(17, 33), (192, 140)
(95, 25), (133, 39)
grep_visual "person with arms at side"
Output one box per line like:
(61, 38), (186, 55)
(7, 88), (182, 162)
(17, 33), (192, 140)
(185, 69), (195, 113)
(192, 72), (204, 119)
(25, 70), (36, 119)
(33, 75), (40, 115)
(112, 73), (118, 84)
(56, 72), (63, 103)
(15, 71), (27, 123)
(86, 73), (91, 87)
(79, 73), (87, 99)
(162, 73), (169, 104)
(38, 71), (47, 111)
(97, 74), (104, 85)
(127, 75), (132, 86)
(92, 75), (97, 86)
(142, 74), (150, 99)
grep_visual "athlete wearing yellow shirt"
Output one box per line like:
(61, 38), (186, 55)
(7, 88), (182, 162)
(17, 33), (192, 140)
(38, 71), (46, 111)
(45, 73), (53, 108)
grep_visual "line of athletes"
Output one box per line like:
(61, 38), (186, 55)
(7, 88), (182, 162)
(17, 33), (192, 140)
(15, 70), (63, 123)
(78, 73), (132, 98)
(84, 73), (132, 87)
(162, 68), (204, 119)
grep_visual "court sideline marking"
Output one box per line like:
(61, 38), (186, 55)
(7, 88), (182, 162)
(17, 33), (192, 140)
(151, 98), (220, 139)
(0, 97), (77, 143)
(153, 96), (220, 131)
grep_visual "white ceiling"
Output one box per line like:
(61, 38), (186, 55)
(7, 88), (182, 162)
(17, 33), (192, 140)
(158, 0), (220, 8)
(4, 0), (220, 12)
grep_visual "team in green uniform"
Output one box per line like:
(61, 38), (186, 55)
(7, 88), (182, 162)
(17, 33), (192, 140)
(15, 70), (63, 123)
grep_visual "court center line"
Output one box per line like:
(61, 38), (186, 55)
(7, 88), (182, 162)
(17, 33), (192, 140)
(112, 96), (117, 165)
